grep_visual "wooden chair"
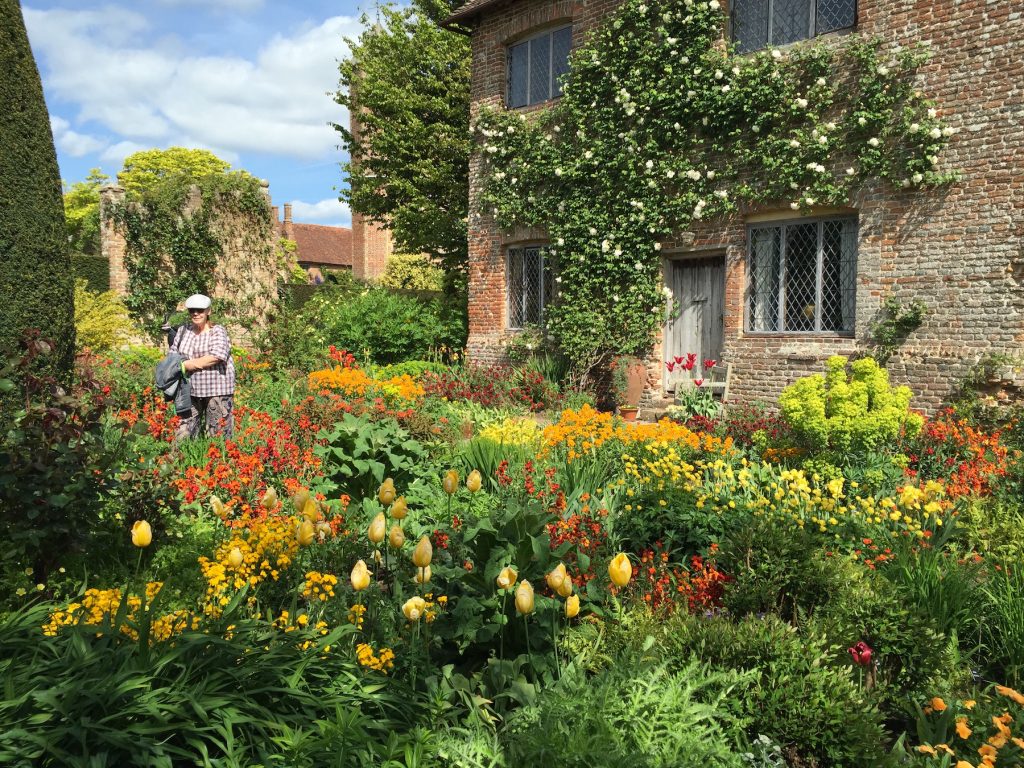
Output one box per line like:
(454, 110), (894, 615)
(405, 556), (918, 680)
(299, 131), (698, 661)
(673, 362), (733, 411)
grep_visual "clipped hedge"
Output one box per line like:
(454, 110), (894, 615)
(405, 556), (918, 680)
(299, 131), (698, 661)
(0, 0), (74, 382)
(71, 254), (110, 292)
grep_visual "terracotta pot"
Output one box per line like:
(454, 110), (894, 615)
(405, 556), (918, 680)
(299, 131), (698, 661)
(624, 360), (647, 407)
(619, 406), (639, 422)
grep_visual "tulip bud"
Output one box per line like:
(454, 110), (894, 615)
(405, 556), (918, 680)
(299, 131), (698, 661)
(402, 596), (427, 621)
(260, 487), (278, 511)
(515, 580), (535, 615)
(210, 495), (225, 517)
(378, 479), (396, 506)
(546, 563), (568, 593)
(466, 469), (482, 493)
(292, 488), (311, 514)
(413, 565), (432, 584)
(442, 470), (459, 495)
(565, 593), (580, 618)
(390, 495), (408, 520)
(412, 535), (433, 568)
(227, 547), (244, 569)
(350, 559), (372, 591)
(368, 513), (386, 544)
(388, 524), (405, 549)
(131, 520), (152, 548)
(296, 519), (315, 547)
(496, 566), (518, 590)
(301, 497), (319, 522)
(608, 553), (632, 587)
(556, 574), (574, 598)
(315, 521), (332, 541)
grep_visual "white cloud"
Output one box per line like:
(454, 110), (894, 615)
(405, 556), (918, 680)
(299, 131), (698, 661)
(24, 7), (358, 163)
(50, 115), (105, 157)
(157, 0), (265, 9)
(290, 197), (351, 226)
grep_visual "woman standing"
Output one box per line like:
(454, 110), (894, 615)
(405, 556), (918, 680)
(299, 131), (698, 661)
(170, 293), (235, 439)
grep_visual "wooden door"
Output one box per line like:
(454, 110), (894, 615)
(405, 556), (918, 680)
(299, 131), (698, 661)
(664, 255), (725, 391)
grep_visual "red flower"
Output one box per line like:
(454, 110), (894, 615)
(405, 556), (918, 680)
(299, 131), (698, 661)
(703, 359), (716, 370)
(693, 378), (704, 387)
(848, 640), (873, 667)
(665, 361), (676, 372)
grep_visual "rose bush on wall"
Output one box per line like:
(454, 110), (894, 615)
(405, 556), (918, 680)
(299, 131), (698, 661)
(475, 0), (955, 382)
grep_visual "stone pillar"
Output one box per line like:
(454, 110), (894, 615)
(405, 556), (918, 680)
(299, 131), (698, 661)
(283, 202), (294, 241)
(99, 185), (127, 295)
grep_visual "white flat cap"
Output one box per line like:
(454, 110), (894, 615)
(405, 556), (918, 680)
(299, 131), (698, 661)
(184, 294), (212, 310)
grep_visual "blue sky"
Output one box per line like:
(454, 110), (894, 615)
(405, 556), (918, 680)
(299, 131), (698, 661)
(23, 0), (379, 226)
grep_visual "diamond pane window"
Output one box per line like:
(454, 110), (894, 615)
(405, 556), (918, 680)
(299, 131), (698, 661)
(746, 217), (858, 334)
(732, 0), (856, 52)
(508, 246), (553, 329)
(507, 25), (572, 108)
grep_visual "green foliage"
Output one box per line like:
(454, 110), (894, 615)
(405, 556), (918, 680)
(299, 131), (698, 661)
(94, 345), (162, 399)
(978, 562), (1024, 687)
(305, 286), (466, 364)
(109, 167), (274, 335)
(335, 0), (471, 278)
(476, 0), (954, 376)
(0, 603), (427, 767)
(379, 253), (446, 291)
(71, 253), (110, 291)
(63, 168), (109, 256)
(503, 661), (748, 767)
(669, 385), (719, 420)
(118, 146), (232, 197)
(869, 296), (927, 365)
(73, 280), (134, 352)
(957, 496), (1024, 562)
(0, 0), (74, 389)
(779, 355), (923, 455)
(376, 360), (450, 380)
(315, 412), (429, 499)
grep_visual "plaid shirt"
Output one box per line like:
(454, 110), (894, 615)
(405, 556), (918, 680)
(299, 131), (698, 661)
(171, 324), (235, 398)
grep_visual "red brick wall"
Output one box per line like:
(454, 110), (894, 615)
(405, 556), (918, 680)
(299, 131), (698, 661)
(464, 0), (1024, 412)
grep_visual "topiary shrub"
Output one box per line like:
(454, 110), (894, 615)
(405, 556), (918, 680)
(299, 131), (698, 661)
(71, 254), (110, 292)
(779, 355), (923, 457)
(377, 253), (445, 292)
(73, 280), (134, 352)
(0, 0), (75, 392)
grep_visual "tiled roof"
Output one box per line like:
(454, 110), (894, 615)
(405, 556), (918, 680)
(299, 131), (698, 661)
(444, 0), (513, 26)
(288, 223), (353, 267)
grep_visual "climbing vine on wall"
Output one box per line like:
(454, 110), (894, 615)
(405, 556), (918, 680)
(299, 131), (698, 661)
(475, 0), (956, 380)
(109, 173), (275, 336)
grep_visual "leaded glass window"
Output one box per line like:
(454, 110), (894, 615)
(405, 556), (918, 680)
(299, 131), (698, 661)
(507, 246), (554, 328)
(732, 0), (855, 53)
(507, 25), (573, 108)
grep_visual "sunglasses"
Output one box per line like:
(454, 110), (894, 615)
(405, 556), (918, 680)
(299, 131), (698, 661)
(187, 308), (208, 313)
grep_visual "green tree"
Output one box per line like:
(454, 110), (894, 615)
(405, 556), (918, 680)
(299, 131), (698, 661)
(0, 0), (74, 386)
(334, 0), (471, 280)
(63, 168), (109, 255)
(119, 147), (232, 198)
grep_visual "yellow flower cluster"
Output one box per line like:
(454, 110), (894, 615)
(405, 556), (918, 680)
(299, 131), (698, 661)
(198, 517), (299, 617)
(43, 582), (199, 642)
(356, 642), (395, 673)
(421, 592), (447, 624)
(307, 367), (424, 401)
(301, 571), (338, 602)
(272, 610), (332, 652)
(916, 689), (1024, 766)
(348, 603), (366, 630)
(478, 417), (542, 447)
(540, 405), (732, 462)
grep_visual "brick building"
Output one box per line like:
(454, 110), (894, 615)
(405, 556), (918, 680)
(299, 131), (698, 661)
(448, 0), (1024, 411)
(273, 203), (353, 281)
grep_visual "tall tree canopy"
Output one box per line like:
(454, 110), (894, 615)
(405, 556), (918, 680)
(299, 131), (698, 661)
(335, 0), (471, 276)
(0, 0), (74, 385)
(118, 147), (233, 199)
(63, 168), (109, 256)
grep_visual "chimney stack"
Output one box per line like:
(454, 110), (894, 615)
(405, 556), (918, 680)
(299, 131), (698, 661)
(283, 203), (294, 240)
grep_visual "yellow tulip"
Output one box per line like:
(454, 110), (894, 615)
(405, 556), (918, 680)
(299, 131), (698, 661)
(315, 520), (332, 541)
(131, 520), (152, 548)
(496, 566), (518, 590)
(260, 486), (278, 511)
(412, 535), (433, 568)
(608, 553), (632, 587)
(378, 479), (396, 506)
(292, 488), (311, 514)
(546, 563), (568, 593)
(466, 469), (482, 493)
(565, 594), (580, 618)
(368, 513), (386, 544)
(388, 524), (406, 549)
(301, 497), (319, 522)
(227, 547), (244, 568)
(515, 580), (535, 615)
(413, 565), (432, 584)
(442, 470), (459, 495)
(556, 574), (574, 598)
(210, 495), (225, 517)
(390, 495), (408, 520)
(402, 596), (427, 621)
(350, 559), (371, 591)
(296, 519), (315, 547)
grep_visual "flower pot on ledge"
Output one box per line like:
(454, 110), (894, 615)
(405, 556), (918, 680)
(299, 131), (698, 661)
(618, 406), (639, 422)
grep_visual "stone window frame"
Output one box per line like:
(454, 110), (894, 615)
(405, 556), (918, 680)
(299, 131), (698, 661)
(506, 24), (573, 109)
(729, 0), (858, 54)
(745, 214), (858, 335)
(506, 242), (554, 330)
